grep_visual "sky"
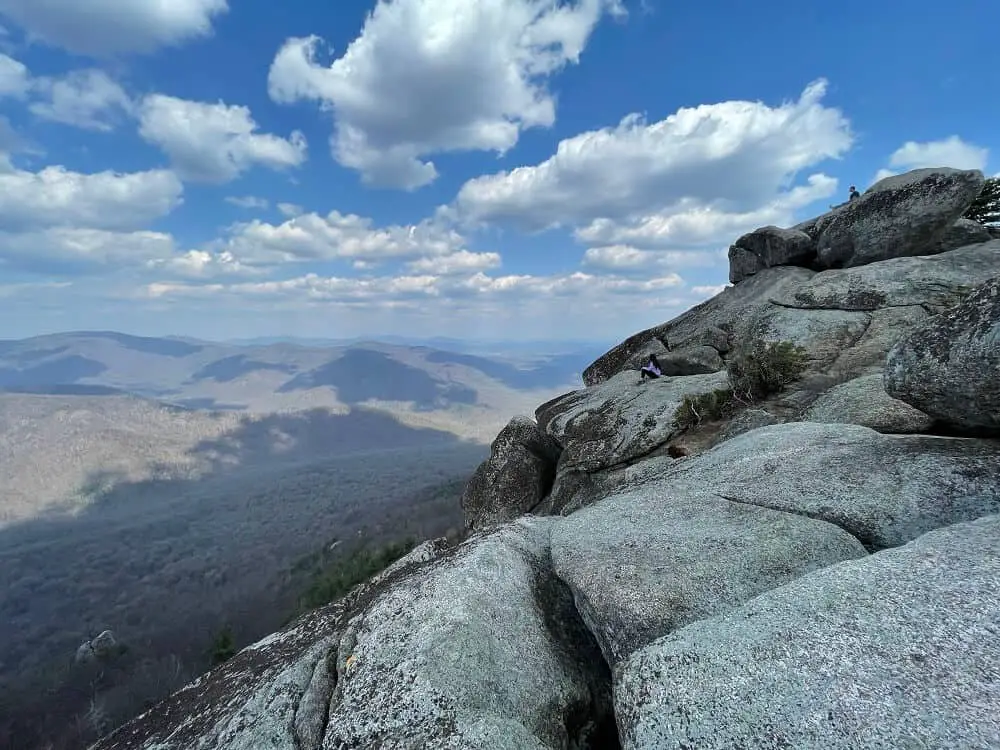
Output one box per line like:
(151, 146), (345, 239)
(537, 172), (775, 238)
(0, 0), (997, 343)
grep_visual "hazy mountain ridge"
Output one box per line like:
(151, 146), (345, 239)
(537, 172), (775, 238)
(0, 331), (600, 415)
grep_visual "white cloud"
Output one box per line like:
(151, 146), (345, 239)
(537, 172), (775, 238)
(225, 195), (270, 210)
(277, 202), (303, 217)
(0, 164), (182, 230)
(406, 249), (501, 275)
(215, 211), (467, 265)
(138, 95), (308, 183)
(582, 244), (725, 272)
(145, 249), (261, 279)
(0, 227), (176, 270)
(0, 279), (72, 298)
(874, 136), (989, 183)
(576, 174), (837, 248)
(0, 0), (228, 56)
(0, 52), (28, 97)
(29, 69), (133, 131)
(454, 80), (850, 246)
(268, 0), (626, 189)
(144, 268), (685, 306)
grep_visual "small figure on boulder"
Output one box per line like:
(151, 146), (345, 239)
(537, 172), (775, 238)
(849, 184), (861, 201)
(640, 354), (663, 382)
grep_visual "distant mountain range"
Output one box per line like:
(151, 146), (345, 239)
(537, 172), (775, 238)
(0, 331), (602, 415)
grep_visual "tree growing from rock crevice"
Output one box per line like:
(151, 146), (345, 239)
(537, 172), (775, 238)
(674, 340), (809, 430)
(963, 176), (1000, 225)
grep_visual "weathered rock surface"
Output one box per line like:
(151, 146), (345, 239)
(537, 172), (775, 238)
(771, 240), (999, 312)
(930, 216), (992, 253)
(461, 416), (562, 531)
(550, 489), (866, 667)
(707, 407), (783, 447)
(324, 518), (613, 749)
(885, 276), (1000, 434)
(739, 304), (871, 368)
(582, 267), (813, 385)
(802, 372), (934, 433)
(656, 345), (724, 375)
(667, 421), (1000, 550)
(728, 225), (815, 283)
(816, 167), (985, 269)
(75, 629), (120, 664)
(91, 540), (455, 750)
(536, 370), (730, 473)
(615, 514), (1000, 750)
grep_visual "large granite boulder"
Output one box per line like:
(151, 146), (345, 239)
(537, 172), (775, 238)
(461, 416), (562, 530)
(535, 369), (731, 473)
(802, 372), (934, 433)
(770, 240), (1000, 312)
(885, 275), (1000, 434)
(728, 225), (815, 284)
(815, 167), (985, 269)
(615, 514), (1000, 750)
(930, 216), (992, 253)
(666, 422), (1000, 550)
(550, 488), (866, 667)
(324, 519), (614, 749)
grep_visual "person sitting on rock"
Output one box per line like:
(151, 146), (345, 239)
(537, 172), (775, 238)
(640, 354), (663, 381)
(849, 184), (861, 201)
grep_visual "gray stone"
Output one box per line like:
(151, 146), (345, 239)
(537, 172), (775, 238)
(816, 167), (985, 269)
(885, 276), (1000, 434)
(536, 370), (731, 473)
(828, 305), (929, 376)
(707, 408), (783, 447)
(323, 518), (613, 750)
(583, 267), (814, 385)
(667, 421), (1000, 550)
(657, 345), (724, 375)
(771, 240), (1000, 311)
(739, 304), (871, 369)
(929, 216), (992, 253)
(728, 226), (816, 283)
(623, 337), (668, 372)
(615, 515), (1000, 750)
(550, 490), (866, 667)
(802, 372), (934, 433)
(460, 416), (562, 531)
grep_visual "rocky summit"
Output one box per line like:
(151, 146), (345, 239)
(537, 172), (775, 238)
(91, 167), (1000, 750)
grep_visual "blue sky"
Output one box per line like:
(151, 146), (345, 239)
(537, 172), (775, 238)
(0, 0), (997, 343)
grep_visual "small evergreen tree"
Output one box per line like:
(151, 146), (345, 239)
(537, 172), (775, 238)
(963, 176), (1000, 225)
(210, 625), (236, 666)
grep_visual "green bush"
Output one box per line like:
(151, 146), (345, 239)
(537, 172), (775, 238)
(674, 388), (736, 430)
(726, 339), (809, 402)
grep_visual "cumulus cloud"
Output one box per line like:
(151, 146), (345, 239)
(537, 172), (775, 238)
(582, 244), (725, 273)
(0, 164), (183, 231)
(873, 136), (989, 183)
(0, 227), (177, 272)
(0, 0), (229, 56)
(138, 95), (307, 183)
(145, 268), (684, 306)
(29, 69), (133, 131)
(406, 249), (501, 275)
(268, 0), (625, 189)
(214, 211), (467, 265)
(0, 52), (28, 97)
(277, 202), (303, 217)
(145, 249), (261, 279)
(453, 80), (850, 247)
(225, 195), (270, 210)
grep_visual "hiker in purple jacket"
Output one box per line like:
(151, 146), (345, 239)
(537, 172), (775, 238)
(640, 353), (663, 382)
